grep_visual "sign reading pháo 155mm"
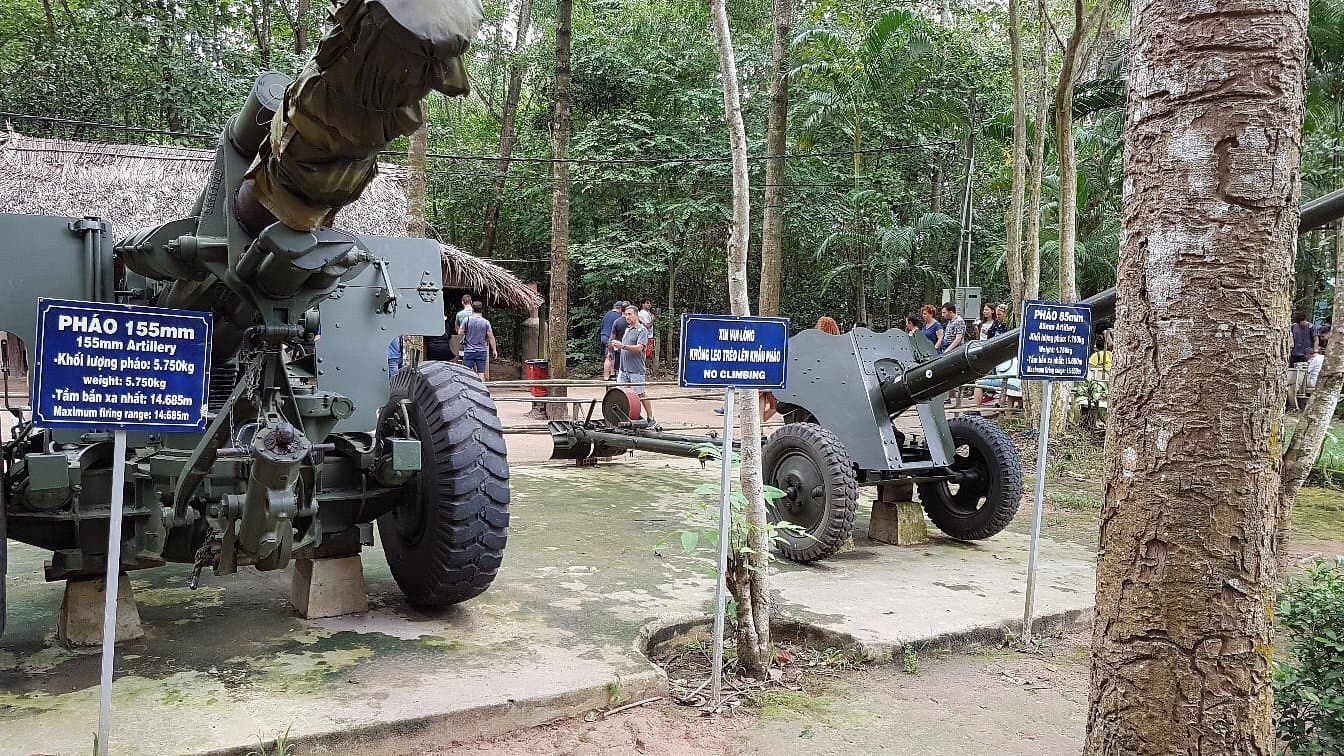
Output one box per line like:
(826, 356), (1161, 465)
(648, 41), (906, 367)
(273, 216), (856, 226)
(33, 298), (213, 433)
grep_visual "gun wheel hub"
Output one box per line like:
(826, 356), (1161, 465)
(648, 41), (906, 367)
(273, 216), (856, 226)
(775, 451), (827, 527)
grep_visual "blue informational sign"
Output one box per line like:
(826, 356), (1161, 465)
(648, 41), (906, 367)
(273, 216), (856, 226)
(679, 315), (790, 389)
(1017, 300), (1092, 381)
(32, 298), (213, 432)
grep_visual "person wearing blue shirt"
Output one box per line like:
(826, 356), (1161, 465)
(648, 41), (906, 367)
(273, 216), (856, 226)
(919, 304), (943, 350)
(458, 301), (499, 379)
(387, 336), (402, 382)
(600, 300), (626, 380)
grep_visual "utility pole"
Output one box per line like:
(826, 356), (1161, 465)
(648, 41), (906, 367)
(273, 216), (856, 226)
(955, 88), (977, 290)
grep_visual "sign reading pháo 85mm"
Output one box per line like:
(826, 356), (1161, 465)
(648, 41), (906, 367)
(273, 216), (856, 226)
(33, 298), (213, 432)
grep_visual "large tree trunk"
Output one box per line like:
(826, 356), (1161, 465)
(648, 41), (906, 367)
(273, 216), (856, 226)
(545, 0), (573, 384)
(1278, 222), (1344, 565)
(707, 0), (770, 681)
(1085, 1), (1307, 752)
(1005, 0), (1028, 321)
(758, 0), (791, 317)
(480, 0), (534, 260)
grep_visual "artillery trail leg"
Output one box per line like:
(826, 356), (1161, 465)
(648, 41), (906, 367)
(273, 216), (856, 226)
(867, 480), (929, 546)
(57, 573), (144, 647)
(289, 555), (369, 619)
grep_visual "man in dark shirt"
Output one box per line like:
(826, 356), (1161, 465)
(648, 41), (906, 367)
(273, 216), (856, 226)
(1290, 312), (1319, 366)
(600, 301), (625, 380)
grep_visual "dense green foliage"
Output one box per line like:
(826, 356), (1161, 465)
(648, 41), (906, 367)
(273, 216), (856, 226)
(1275, 561), (1344, 754)
(1, 0), (1340, 352)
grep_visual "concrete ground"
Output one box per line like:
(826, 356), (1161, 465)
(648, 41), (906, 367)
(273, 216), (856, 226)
(0, 388), (1097, 755)
(443, 630), (1093, 756)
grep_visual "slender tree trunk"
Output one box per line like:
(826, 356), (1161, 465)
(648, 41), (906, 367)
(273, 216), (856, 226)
(546, 0), (573, 384)
(1085, 1), (1307, 752)
(1005, 0), (1028, 319)
(1023, 0), (1049, 415)
(407, 123), (428, 237)
(480, 0), (534, 260)
(1278, 223), (1344, 566)
(758, 0), (792, 317)
(1054, 0), (1111, 308)
(707, 0), (770, 680)
(925, 162), (944, 305)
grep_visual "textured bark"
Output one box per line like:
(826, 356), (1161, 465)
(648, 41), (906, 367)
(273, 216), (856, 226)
(1005, 0), (1027, 318)
(1085, 2), (1307, 753)
(1023, 0), (1049, 415)
(707, 0), (770, 680)
(758, 0), (791, 317)
(406, 123), (428, 237)
(480, 0), (534, 260)
(1278, 223), (1344, 562)
(545, 0), (573, 381)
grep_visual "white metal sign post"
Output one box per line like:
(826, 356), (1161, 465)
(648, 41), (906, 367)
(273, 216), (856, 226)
(98, 430), (128, 753)
(679, 314), (788, 709)
(1016, 300), (1091, 645)
(1022, 382), (1052, 645)
(32, 298), (212, 755)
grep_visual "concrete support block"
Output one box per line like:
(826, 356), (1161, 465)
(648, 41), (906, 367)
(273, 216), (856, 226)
(868, 480), (929, 546)
(58, 573), (144, 647)
(290, 555), (368, 619)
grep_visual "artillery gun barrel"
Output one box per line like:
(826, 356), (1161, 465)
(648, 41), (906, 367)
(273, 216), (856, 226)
(1300, 187), (1344, 232)
(880, 289), (1116, 413)
(882, 188), (1342, 415)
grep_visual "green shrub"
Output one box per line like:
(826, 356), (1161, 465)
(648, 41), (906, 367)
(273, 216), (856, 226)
(1275, 560), (1344, 754)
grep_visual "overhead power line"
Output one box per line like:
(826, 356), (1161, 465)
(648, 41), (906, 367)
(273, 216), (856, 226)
(1, 111), (958, 167)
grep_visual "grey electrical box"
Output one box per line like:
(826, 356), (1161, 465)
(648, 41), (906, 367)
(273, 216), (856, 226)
(940, 286), (983, 319)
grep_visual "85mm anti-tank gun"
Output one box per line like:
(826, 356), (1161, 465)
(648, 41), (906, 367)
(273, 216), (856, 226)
(554, 189), (1344, 563)
(0, 0), (504, 637)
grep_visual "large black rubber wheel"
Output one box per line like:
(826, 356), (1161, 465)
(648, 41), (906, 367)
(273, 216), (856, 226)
(377, 361), (509, 607)
(917, 415), (1023, 540)
(762, 423), (858, 563)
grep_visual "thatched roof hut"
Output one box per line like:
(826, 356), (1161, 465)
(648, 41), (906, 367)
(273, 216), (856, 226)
(0, 132), (541, 311)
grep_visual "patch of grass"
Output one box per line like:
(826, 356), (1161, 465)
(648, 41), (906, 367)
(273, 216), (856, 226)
(1316, 421), (1344, 475)
(901, 645), (919, 675)
(245, 727), (292, 756)
(1050, 488), (1102, 511)
(1294, 487), (1344, 543)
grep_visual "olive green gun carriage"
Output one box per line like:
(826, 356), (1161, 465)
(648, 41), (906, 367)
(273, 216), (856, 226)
(0, 0), (506, 636)
(552, 188), (1344, 564)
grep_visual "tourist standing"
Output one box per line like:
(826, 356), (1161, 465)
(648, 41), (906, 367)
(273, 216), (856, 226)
(458, 302), (499, 380)
(1290, 312), (1318, 366)
(919, 305), (943, 348)
(976, 303), (1003, 339)
(612, 304), (655, 425)
(938, 302), (967, 353)
(600, 300), (625, 380)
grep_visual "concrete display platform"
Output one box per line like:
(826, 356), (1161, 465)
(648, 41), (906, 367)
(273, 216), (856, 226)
(0, 458), (1096, 755)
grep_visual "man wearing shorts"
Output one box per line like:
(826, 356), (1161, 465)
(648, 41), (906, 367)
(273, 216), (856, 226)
(611, 304), (655, 426)
(458, 301), (498, 379)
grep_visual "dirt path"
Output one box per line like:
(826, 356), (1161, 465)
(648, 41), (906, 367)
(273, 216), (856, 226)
(433, 632), (1091, 756)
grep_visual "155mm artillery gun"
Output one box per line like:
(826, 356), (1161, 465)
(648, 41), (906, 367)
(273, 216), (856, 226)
(554, 189), (1344, 563)
(0, 0), (503, 637)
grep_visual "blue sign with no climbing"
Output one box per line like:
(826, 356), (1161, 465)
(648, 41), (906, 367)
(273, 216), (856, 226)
(1017, 300), (1092, 382)
(679, 315), (790, 389)
(32, 298), (213, 432)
